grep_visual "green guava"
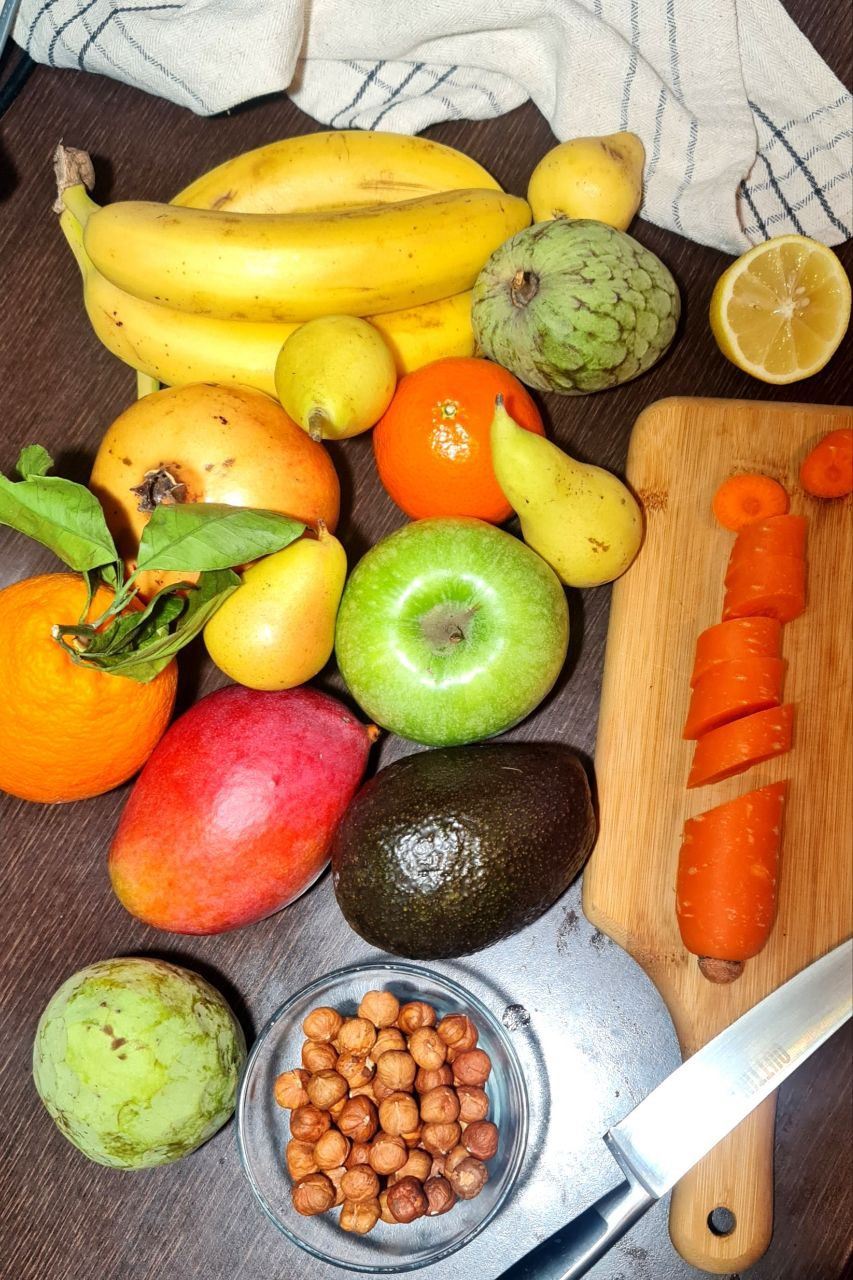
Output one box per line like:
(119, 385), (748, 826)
(472, 218), (680, 393)
(32, 957), (246, 1169)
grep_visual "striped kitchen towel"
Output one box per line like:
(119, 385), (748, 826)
(15, 0), (852, 253)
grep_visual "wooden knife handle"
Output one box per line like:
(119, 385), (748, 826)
(669, 1095), (777, 1273)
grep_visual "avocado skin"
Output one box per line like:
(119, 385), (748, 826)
(331, 742), (596, 959)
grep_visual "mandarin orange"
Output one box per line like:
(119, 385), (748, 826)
(372, 357), (544, 522)
(0, 574), (177, 803)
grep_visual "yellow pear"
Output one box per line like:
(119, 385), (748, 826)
(527, 132), (645, 230)
(490, 397), (643, 587)
(203, 523), (347, 689)
(274, 315), (397, 440)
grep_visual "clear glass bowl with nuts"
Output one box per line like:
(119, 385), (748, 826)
(237, 961), (529, 1272)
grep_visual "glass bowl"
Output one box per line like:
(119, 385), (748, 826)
(236, 960), (529, 1272)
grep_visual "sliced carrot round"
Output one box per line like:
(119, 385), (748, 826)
(682, 656), (785, 740)
(677, 782), (787, 961)
(799, 428), (853, 499)
(687, 703), (794, 788)
(723, 555), (806, 624)
(691, 617), (782, 686)
(712, 474), (789, 531)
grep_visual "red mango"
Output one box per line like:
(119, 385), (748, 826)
(109, 685), (376, 934)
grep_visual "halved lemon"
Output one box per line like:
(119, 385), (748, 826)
(710, 235), (851, 383)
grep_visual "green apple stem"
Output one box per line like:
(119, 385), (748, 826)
(419, 602), (479, 653)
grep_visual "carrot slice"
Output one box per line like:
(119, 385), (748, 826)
(676, 781), (787, 967)
(691, 618), (782, 686)
(723, 555), (806, 624)
(799, 428), (853, 499)
(729, 514), (807, 563)
(687, 704), (794, 788)
(683, 656), (785, 739)
(712, 474), (789, 531)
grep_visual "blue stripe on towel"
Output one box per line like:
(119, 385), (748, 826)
(739, 179), (769, 239)
(758, 153), (807, 234)
(330, 62), (387, 126)
(619, 0), (640, 132)
(369, 63), (425, 129)
(672, 116), (697, 232)
(750, 100), (850, 236)
(646, 86), (668, 183)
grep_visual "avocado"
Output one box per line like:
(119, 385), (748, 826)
(331, 742), (596, 959)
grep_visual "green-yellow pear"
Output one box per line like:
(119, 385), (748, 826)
(203, 523), (347, 689)
(490, 397), (643, 588)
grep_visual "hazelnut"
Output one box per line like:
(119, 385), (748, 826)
(391, 1148), (432, 1183)
(376, 1050), (417, 1092)
(420, 1121), (462, 1156)
(372, 1027), (407, 1059)
(452, 1048), (492, 1086)
(337, 1096), (379, 1144)
(336, 1051), (374, 1087)
(437, 1014), (478, 1054)
(456, 1085), (490, 1123)
(371, 1076), (397, 1102)
(273, 1068), (310, 1110)
(340, 1166), (381, 1202)
(314, 1128), (350, 1170)
(378, 1092), (420, 1136)
(348, 1082), (378, 1102)
(444, 1144), (470, 1177)
(302, 1006), (343, 1043)
(290, 1104), (331, 1144)
(387, 1175), (429, 1223)
(337, 1017), (376, 1056)
(329, 1095), (348, 1123)
(339, 1198), (380, 1235)
(429, 1153), (447, 1179)
(301, 1040), (339, 1074)
(424, 1175), (457, 1216)
(378, 1189), (398, 1225)
(285, 1138), (319, 1181)
(463, 1120), (499, 1161)
(415, 1064), (453, 1094)
(345, 1141), (372, 1169)
(291, 1171), (335, 1216)
(306, 1070), (349, 1111)
(397, 1001), (437, 1035)
(368, 1132), (408, 1175)
(408, 1027), (446, 1071)
(358, 990), (400, 1028)
(402, 1125), (423, 1149)
(325, 1165), (347, 1207)
(448, 1155), (489, 1200)
(419, 1085), (460, 1125)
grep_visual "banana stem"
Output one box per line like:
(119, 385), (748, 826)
(137, 371), (161, 398)
(61, 183), (99, 227)
(58, 209), (90, 277)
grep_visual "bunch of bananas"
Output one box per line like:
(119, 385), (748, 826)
(57, 132), (531, 396)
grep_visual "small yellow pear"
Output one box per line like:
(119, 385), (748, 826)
(274, 315), (397, 440)
(490, 397), (643, 587)
(527, 132), (645, 231)
(203, 523), (347, 689)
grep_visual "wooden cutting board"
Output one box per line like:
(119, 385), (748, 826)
(583, 397), (853, 1274)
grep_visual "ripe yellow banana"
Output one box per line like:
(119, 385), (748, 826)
(60, 211), (474, 393)
(63, 183), (530, 323)
(173, 130), (502, 213)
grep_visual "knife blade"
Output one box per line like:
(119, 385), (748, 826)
(499, 938), (852, 1280)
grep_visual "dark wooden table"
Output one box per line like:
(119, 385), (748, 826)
(1, 7), (851, 1278)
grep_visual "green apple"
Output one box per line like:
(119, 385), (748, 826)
(335, 517), (568, 745)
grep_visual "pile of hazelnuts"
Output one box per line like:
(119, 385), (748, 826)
(274, 989), (498, 1235)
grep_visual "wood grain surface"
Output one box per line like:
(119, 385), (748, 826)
(584, 398), (853, 1273)
(0, 5), (851, 1277)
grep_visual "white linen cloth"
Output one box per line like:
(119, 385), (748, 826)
(15, 0), (853, 253)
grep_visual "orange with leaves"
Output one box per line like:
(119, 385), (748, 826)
(0, 574), (177, 804)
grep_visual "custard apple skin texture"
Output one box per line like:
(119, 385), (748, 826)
(472, 218), (680, 394)
(32, 957), (246, 1169)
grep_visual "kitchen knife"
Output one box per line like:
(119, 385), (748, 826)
(499, 938), (852, 1280)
